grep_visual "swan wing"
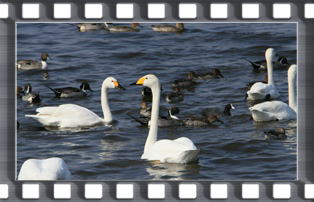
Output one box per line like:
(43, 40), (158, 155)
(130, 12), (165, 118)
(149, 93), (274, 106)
(26, 104), (103, 128)
(250, 101), (296, 121)
(18, 157), (71, 180)
(142, 137), (199, 163)
(247, 83), (279, 100)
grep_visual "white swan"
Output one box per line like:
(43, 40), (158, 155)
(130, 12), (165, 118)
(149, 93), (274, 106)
(247, 48), (280, 100)
(26, 77), (124, 129)
(18, 157), (71, 180)
(249, 64), (297, 122)
(132, 74), (199, 164)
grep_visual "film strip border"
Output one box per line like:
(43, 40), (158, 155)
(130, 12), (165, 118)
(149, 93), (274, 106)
(0, 182), (314, 200)
(0, 0), (313, 201)
(0, 1), (313, 21)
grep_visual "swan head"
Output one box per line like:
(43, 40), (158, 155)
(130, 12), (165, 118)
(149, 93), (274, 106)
(131, 74), (160, 88)
(265, 48), (277, 62)
(104, 77), (125, 90)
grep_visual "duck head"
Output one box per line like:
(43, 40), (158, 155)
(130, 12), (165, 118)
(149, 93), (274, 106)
(80, 81), (93, 92)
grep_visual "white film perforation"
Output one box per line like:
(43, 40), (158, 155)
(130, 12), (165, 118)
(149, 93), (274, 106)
(22, 184), (39, 199)
(54, 184), (71, 199)
(0, 4), (8, 19)
(179, 4), (197, 19)
(85, 4), (103, 19)
(116, 3), (134, 19)
(22, 3), (40, 19)
(54, 3), (71, 19)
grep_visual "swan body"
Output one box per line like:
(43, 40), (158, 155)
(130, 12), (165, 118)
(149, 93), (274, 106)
(17, 53), (49, 70)
(18, 157), (71, 180)
(132, 74), (199, 163)
(249, 64), (297, 122)
(247, 48), (280, 101)
(26, 77), (124, 129)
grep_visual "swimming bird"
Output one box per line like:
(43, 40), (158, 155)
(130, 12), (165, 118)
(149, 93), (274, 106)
(183, 114), (223, 127)
(105, 23), (140, 32)
(172, 73), (197, 89)
(47, 81), (93, 98)
(17, 86), (24, 97)
(18, 157), (71, 180)
(140, 101), (151, 117)
(76, 23), (106, 32)
(142, 87), (152, 102)
(130, 107), (183, 127)
(249, 64), (297, 122)
(264, 128), (287, 140)
(22, 84), (41, 104)
(202, 104), (235, 117)
(131, 74), (199, 163)
(165, 87), (184, 103)
(245, 55), (290, 72)
(246, 48), (280, 101)
(151, 23), (184, 33)
(17, 53), (50, 70)
(26, 77), (125, 129)
(188, 69), (224, 80)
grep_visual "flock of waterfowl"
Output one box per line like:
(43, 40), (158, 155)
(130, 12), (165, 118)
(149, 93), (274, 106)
(17, 23), (297, 180)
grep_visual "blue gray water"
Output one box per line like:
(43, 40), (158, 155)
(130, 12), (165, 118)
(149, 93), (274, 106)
(17, 23), (297, 180)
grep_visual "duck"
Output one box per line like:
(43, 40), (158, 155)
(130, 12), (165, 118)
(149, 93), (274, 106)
(172, 73), (197, 89)
(246, 48), (280, 101)
(264, 128), (287, 140)
(76, 23), (106, 32)
(140, 101), (151, 117)
(188, 68), (224, 80)
(130, 107), (183, 127)
(18, 157), (71, 180)
(142, 87), (152, 102)
(17, 53), (50, 70)
(249, 64), (297, 122)
(47, 81), (93, 98)
(183, 114), (223, 127)
(151, 23), (184, 33)
(25, 77), (125, 129)
(245, 55), (290, 72)
(17, 86), (24, 97)
(131, 74), (199, 163)
(202, 103), (235, 117)
(22, 84), (41, 104)
(105, 23), (140, 32)
(165, 87), (184, 103)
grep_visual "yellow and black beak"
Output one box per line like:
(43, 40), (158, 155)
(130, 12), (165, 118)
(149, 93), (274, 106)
(130, 77), (145, 86)
(113, 81), (126, 90)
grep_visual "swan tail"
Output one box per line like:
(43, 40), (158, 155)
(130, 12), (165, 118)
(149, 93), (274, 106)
(179, 149), (200, 163)
(46, 86), (61, 97)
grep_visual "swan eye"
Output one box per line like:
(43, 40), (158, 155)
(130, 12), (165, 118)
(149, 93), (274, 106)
(145, 77), (148, 79)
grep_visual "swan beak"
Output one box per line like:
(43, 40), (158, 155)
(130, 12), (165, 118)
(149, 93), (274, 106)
(130, 77), (145, 85)
(114, 81), (125, 90)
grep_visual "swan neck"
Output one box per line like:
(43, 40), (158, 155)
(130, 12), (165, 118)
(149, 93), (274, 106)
(101, 83), (112, 123)
(144, 83), (160, 153)
(288, 69), (297, 112)
(266, 55), (274, 85)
